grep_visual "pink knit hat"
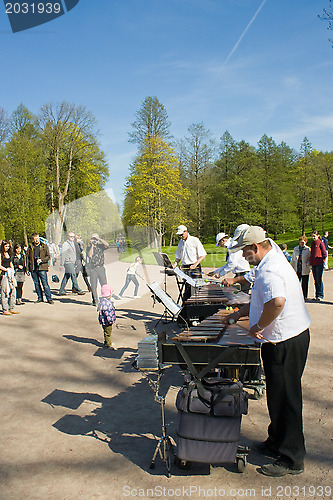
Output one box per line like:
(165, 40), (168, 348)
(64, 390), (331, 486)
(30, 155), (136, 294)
(100, 284), (113, 297)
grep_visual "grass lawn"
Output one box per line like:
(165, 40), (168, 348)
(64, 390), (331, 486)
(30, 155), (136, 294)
(118, 223), (333, 269)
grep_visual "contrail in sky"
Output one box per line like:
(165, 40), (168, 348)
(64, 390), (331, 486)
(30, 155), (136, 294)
(223, 0), (267, 66)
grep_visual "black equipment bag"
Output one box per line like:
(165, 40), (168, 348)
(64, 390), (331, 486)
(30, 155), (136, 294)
(174, 341), (248, 464)
(176, 376), (248, 417)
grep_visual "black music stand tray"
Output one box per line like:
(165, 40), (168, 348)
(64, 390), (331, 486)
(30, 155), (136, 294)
(134, 365), (175, 478)
(147, 282), (183, 327)
(152, 252), (172, 292)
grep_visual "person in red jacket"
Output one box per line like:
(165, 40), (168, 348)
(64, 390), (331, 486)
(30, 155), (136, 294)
(309, 231), (327, 302)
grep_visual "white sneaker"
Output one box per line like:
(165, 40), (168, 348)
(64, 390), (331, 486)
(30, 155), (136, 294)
(133, 295), (141, 299)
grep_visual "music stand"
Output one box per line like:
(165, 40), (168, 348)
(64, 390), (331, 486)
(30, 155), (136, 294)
(147, 282), (184, 326)
(153, 252), (173, 292)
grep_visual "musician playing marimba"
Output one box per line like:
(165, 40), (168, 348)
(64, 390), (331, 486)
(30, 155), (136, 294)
(208, 225), (251, 292)
(173, 225), (207, 302)
(223, 226), (311, 478)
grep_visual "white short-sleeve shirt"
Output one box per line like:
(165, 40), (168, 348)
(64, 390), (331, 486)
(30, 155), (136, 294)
(175, 234), (207, 266)
(249, 249), (311, 343)
(215, 248), (250, 277)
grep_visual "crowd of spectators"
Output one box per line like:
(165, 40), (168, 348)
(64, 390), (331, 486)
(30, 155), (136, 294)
(0, 229), (332, 315)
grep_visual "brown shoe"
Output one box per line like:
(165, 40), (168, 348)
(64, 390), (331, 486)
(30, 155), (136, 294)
(9, 310), (20, 314)
(3, 311), (11, 316)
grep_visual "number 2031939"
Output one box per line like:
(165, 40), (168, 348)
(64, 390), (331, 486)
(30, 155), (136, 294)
(274, 485), (331, 497)
(5, 3), (62, 15)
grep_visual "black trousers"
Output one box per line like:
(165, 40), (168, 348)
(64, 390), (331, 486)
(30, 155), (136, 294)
(181, 264), (202, 304)
(261, 329), (310, 467)
(297, 272), (309, 299)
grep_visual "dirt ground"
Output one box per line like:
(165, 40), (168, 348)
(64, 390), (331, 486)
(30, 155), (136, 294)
(1, 247), (332, 500)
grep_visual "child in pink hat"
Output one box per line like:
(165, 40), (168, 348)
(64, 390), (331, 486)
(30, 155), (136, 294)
(97, 284), (116, 349)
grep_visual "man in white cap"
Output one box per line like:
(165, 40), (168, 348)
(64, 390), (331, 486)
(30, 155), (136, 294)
(224, 226), (310, 477)
(173, 225), (207, 301)
(208, 225), (251, 292)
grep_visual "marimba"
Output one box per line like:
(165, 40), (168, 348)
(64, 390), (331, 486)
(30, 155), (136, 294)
(160, 309), (264, 396)
(180, 284), (250, 323)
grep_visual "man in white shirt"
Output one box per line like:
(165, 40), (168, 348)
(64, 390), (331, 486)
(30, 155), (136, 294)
(173, 225), (207, 302)
(173, 225), (207, 273)
(209, 227), (251, 292)
(224, 226), (310, 477)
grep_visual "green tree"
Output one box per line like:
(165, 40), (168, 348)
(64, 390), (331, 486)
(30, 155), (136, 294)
(208, 133), (261, 235)
(256, 134), (295, 235)
(128, 96), (171, 147)
(123, 135), (188, 247)
(295, 148), (333, 231)
(178, 123), (216, 238)
(38, 101), (108, 243)
(0, 107), (9, 144)
(1, 105), (47, 244)
(294, 138), (316, 233)
(317, 151), (333, 212)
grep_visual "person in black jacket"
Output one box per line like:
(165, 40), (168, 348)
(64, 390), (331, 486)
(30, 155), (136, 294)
(13, 243), (26, 305)
(26, 233), (54, 304)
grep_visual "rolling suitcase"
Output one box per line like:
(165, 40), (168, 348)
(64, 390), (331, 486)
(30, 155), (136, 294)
(175, 376), (248, 466)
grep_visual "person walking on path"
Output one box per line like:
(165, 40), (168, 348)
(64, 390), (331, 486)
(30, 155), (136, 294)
(224, 226), (310, 477)
(86, 234), (109, 306)
(97, 284), (116, 349)
(0, 240), (19, 315)
(291, 236), (311, 300)
(118, 257), (144, 298)
(310, 231), (327, 302)
(13, 243), (26, 305)
(26, 233), (54, 304)
(58, 232), (85, 296)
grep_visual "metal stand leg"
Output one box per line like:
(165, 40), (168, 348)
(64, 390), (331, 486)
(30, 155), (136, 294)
(149, 394), (175, 477)
(136, 368), (175, 477)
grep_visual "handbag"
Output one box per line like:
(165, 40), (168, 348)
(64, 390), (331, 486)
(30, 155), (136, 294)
(15, 271), (25, 282)
(176, 376), (248, 417)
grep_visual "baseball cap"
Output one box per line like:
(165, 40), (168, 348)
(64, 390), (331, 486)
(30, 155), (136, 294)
(215, 232), (227, 246)
(229, 226), (267, 253)
(100, 284), (114, 297)
(176, 225), (188, 235)
(231, 224), (250, 243)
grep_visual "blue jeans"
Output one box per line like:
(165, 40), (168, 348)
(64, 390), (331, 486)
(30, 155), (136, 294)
(31, 270), (52, 301)
(119, 274), (139, 297)
(312, 264), (324, 299)
(59, 263), (82, 294)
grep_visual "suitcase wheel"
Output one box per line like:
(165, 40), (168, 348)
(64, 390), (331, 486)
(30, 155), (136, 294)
(253, 387), (265, 400)
(236, 457), (246, 473)
(174, 456), (192, 469)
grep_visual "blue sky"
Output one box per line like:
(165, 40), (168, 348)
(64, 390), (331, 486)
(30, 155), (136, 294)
(1, 0), (333, 206)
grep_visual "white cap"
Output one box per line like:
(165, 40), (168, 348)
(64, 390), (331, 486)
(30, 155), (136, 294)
(176, 225), (188, 235)
(231, 224), (250, 243)
(215, 232), (227, 246)
(229, 226), (267, 253)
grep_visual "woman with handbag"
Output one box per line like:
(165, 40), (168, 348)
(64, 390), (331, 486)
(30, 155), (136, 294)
(0, 240), (19, 315)
(13, 243), (26, 305)
(291, 236), (311, 300)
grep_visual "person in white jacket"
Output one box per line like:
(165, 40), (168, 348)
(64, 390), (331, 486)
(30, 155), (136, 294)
(291, 235), (311, 300)
(208, 225), (251, 292)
